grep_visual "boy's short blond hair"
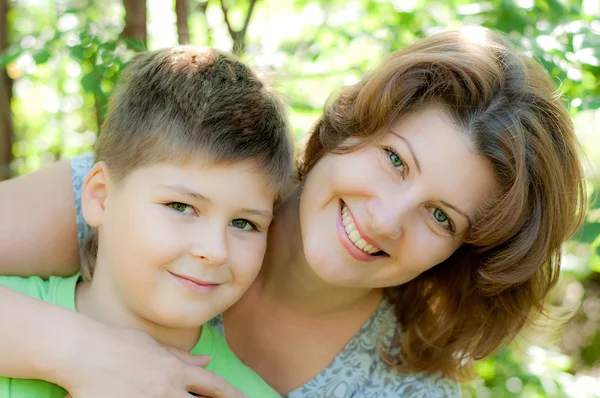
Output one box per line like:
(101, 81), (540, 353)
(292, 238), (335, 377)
(80, 46), (293, 281)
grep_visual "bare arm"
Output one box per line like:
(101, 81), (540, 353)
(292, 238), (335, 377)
(0, 285), (247, 397)
(0, 284), (82, 381)
(0, 160), (80, 277)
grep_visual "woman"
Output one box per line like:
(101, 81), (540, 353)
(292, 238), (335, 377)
(0, 28), (586, 397)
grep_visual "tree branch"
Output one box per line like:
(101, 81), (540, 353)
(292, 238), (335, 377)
(239, 0), (257, 40)
(220, 0), (238, 46)
(219, 0), (258, 55)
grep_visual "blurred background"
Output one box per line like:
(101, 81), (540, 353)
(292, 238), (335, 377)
(0, 0), (598, 396)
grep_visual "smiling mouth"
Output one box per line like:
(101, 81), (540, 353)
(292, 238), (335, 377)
(341, 201), (386, 256)
(168, 271), (222, 293)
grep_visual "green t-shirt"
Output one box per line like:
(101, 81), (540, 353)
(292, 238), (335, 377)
(0, 274), (280, 398)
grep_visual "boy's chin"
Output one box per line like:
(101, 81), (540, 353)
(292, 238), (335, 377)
(149, 307), (219, 328)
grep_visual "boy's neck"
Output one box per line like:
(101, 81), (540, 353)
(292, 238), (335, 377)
(253, 184), (383, 318)
(74, 270), (201, 352)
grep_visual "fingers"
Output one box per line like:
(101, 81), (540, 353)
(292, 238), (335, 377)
(166, 345), (212, 367)
(188, 355), (212, 367)
(184, 368), (248, 398)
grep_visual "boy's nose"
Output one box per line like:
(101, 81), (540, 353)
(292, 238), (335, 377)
(190, 231), (227, 266)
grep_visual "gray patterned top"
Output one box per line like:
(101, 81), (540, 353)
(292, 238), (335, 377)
(71, 153), (461, 398)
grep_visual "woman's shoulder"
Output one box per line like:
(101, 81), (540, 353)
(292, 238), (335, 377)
(70, 152), (95, 174)
(287, 365), (459, 398)
(363, 366), (461, 397)
(286, 299), (460, 397)
(70, 153), (95, 248)
(368, 299), (460, 396)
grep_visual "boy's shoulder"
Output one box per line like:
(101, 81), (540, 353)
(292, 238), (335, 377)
(191, 324), (280, 397)
(0, 274), (79, 311)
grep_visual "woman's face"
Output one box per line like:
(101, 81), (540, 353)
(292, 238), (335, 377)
(299, 104), (497, 288)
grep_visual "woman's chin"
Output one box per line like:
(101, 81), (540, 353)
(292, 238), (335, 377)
(303, 249), (359, 287)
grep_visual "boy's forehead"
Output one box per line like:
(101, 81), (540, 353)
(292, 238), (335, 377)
(129, 160), (277, 204)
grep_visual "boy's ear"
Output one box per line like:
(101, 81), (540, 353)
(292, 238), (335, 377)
(81, 161), (112, 228)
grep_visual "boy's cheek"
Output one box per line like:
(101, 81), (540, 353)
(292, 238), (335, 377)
(231, 238), (268, 283)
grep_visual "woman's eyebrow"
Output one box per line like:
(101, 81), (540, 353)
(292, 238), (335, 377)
(441, 200), (472, 228)
(389, 131), (421, 174)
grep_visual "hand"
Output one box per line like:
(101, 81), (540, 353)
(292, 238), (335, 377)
(56, 321), (247, 398)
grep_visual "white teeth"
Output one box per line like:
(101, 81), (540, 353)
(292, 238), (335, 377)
(341, 204), (382, 255)
(344, 224), (355, 234)
(355, 238), (368, 250)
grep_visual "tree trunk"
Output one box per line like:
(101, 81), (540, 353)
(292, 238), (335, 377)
(122, 0), (147, 47)
(101, 0), (146, 135)
(175, 0), (190, 45)
(0, 0), (13, 180)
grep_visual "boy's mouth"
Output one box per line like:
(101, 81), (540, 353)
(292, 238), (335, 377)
(168, 271), (221, 293)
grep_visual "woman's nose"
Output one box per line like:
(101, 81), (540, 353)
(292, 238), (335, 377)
(366, 196), (410, 240)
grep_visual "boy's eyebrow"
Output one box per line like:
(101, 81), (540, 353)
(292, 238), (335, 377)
(239, 209), (275, 221)
(161, 184), (212, 203)
(160, 183), (274, 220)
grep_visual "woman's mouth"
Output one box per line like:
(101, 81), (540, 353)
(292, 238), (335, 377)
(337, 200), (387, 261)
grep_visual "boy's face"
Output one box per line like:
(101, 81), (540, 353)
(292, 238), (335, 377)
(84, 159), (275, 329)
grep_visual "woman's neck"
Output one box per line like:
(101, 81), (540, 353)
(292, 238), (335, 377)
(254, 184), (383, 317)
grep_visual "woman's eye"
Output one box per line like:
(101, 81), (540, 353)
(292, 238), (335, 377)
(433, 208), (448, 223)
(432, 208), (455, 233)
(385, 148), (405, 173)
(168, 202), (195, 215)
(230, 219), (257, 231)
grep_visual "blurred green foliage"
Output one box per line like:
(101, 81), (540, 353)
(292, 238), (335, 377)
(1, 0), (599, 396)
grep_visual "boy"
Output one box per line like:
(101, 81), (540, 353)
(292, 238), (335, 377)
(0, 46), (293, 397)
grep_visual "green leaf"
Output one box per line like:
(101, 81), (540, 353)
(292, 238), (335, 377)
(70, 45), (84, 59)
(0, 47), (23, 68)
(475, 358), (496, 380)
(33, 49), (51, 65)
(81, 71), (99, 93)
(574, 222), (600, 244)
(123, 38), (147, 52)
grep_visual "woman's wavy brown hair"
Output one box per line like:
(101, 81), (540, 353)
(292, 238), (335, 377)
(299, 28), (587, 380)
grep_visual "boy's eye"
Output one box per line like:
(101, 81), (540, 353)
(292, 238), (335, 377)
(230, 219), (257, 231)
(168, 202), (195, 215)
